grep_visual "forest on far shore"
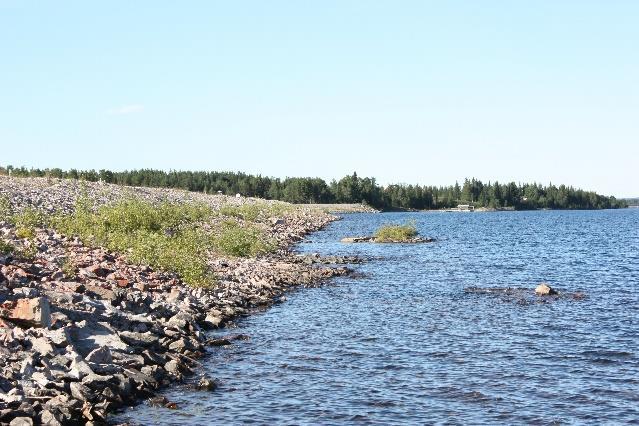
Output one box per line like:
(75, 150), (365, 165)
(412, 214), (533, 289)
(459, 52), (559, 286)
(0, 165), (627, 211)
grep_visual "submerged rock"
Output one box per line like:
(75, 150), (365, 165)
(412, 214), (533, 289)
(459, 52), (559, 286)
(196, 376), (217, 391)
(341, 236), (435, 243)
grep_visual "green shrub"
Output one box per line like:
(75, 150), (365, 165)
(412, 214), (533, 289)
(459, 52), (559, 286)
(60, 256), (76, 279)
(0, 239), (14, 255)
(15, 227), (35, 239)
(212, 221), (276, 257)
(374, 221), (418, 242)
(17, 243), (38, 260)
(11, 207), (46, 235)
(53, 198), (216, 287)
(0, 196), (12, 221)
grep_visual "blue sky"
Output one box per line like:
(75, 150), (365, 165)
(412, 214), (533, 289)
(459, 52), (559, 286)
(1, 1), (637, 196)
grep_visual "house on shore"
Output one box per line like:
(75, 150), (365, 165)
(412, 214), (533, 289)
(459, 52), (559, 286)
(457, 204), (474, 212)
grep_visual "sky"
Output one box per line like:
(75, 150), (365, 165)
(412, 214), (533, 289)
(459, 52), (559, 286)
(1, 1), (637, 196)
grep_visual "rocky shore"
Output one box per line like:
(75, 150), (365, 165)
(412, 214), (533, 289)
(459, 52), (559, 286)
(0, 177), (357, 425)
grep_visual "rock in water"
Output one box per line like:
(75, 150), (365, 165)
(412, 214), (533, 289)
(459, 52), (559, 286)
(197, 376), (217, 391)
(535, 283), (558, 296)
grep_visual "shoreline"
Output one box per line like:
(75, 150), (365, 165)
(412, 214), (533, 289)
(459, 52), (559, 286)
(0, 176), (358, 425)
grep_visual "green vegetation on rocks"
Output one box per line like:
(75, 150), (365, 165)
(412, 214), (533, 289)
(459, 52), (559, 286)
(0, 239), (14, 254)
(212, 220), (276, 257)
(374, 221), (418, 242)
(54, 199), (216, 287)
(51, 198), (277, 287)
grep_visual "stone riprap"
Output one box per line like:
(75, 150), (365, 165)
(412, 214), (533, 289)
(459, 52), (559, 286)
(0, 176), (357, 425)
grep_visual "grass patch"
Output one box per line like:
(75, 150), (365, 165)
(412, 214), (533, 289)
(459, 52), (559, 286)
(374, 221), (418, 242)
(219, 202), (293, 222)
(53, 198), (217, 287)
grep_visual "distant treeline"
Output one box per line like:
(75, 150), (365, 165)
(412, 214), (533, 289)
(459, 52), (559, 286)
(0, 165), (627, 211)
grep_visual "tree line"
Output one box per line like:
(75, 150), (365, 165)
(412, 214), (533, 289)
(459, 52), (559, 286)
(0, 165), (627, 210)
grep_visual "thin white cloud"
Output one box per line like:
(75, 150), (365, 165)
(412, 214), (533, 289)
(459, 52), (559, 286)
(107, 104), (144, 115)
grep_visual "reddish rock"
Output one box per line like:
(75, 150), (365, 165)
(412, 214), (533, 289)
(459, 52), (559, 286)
(116, 279), (130, 288)
(0, 297), (51, 328)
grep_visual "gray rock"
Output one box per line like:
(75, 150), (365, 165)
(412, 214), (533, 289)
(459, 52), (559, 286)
(40, 409), (63, 426)
(9, 417), (33, 426)
(45, 328), (70, 347)
(69, 382), (94, 402)
(196, 376), (217, 391)
(118, 331), (158, 347)
(69, 355), (93, 380)
(82, 373), (116, 391)
(164, 360), (181, 375)
(29, 336), (54, 356)
(86, 346), (112, 364)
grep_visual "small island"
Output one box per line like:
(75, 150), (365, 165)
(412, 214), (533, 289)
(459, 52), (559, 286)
(341, 222), (435, 243)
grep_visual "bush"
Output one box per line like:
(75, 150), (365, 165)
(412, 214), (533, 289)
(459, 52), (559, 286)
(0, 196), (11, 221)
(374, 221), (418, 242)
(212, 221), (276, 257)
(53, 198), (217, 287)
(11, 207), (46, 236)
(0, 239), (14, 254)
(60, 256), (76, 279)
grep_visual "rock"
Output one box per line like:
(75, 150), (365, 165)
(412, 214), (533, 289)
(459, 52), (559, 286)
(164, 360), (182, 375)
(204, 313), (222, 328)
(9, 418), (33, 426)
(0, 297), (51, 328)
(148, 395), (169, 407)
(45, 327), (70, 347)
(40, 409), (63, 426)
(168, 338), (189, 353)
(69, 355), (94, 380)
(535, 283), (558, 296)
(29, 336), (54, 356)
(196, 376), (217, 391)
(86, 346), (112, 364)
(118, 331), (158, 347)
(340, 236), (374, 243)
(69, 382), (94, 402)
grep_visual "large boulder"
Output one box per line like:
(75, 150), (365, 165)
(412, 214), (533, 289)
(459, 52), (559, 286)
(0, 297), (51, 328)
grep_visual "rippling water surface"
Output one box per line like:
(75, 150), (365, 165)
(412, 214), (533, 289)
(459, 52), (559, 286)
(116, 210), (639, 425)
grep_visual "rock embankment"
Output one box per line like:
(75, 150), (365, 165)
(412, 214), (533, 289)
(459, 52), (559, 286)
(0, 176), (357, 425)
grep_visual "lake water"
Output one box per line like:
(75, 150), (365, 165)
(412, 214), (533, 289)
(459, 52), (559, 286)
(115, 209), (639, 425)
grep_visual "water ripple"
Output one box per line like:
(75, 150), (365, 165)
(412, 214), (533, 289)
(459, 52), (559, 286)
(115, 210), (639, 425)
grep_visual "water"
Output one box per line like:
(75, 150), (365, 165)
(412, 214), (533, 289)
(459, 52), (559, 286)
(116, 209), (639, 425)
